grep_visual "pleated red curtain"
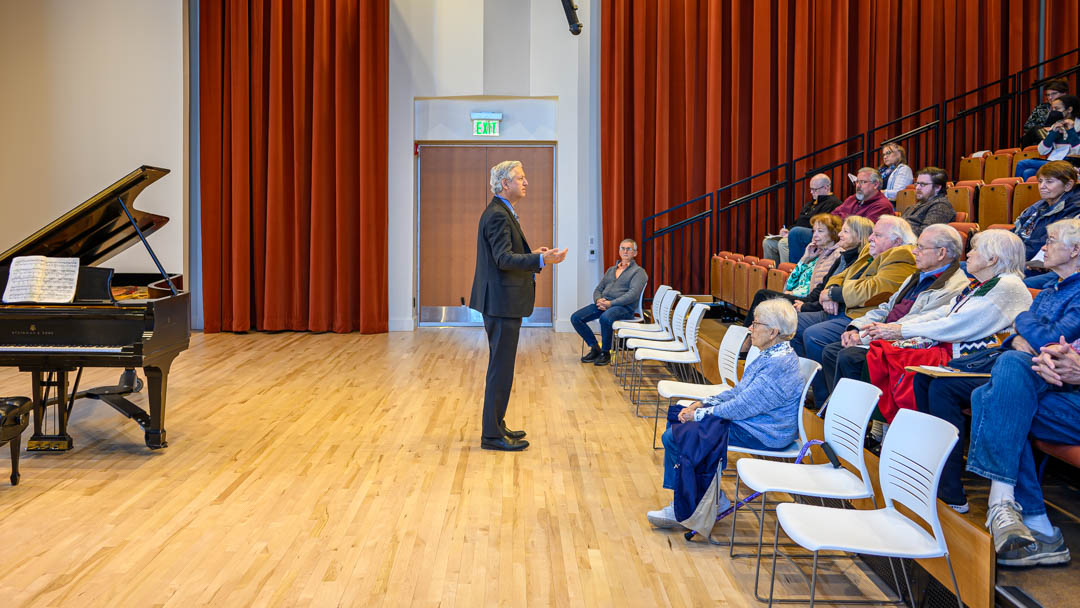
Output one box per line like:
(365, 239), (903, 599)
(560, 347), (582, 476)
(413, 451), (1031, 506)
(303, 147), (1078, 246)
(602, 0), (1079, 271)
(200, 0), (388, 333)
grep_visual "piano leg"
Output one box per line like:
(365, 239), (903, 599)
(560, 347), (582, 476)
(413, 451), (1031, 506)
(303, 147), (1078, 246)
(26, 369), (75, 452)
(9, 433), (20, 485)
(30, 372), (44, 437)
(143, 363), (169, 449)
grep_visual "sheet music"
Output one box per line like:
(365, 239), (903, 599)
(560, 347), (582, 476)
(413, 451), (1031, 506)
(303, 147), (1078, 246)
(2, 256), (79, 303)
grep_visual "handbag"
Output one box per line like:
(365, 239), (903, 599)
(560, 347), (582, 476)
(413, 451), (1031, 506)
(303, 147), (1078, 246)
(946, 346), (1005, 373)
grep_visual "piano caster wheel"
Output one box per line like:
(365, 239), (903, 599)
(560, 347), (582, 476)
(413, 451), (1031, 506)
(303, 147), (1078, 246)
(10, 472), (19, 486)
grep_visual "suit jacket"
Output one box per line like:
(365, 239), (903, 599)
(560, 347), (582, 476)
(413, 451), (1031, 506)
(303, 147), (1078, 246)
(469, 197), (543, 318)
(823, 243), (917, 318)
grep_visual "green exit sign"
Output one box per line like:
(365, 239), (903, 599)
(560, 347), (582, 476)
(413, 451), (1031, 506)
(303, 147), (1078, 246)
(473, 119), (500, 137)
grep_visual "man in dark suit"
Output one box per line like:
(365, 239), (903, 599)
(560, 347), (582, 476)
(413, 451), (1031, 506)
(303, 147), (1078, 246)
(470, 160), (567, 451)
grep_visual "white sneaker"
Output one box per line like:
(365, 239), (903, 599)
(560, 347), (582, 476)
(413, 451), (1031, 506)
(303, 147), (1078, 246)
(647, 503), (682, 529)
(946, 501), (970, 514)
(986, 500), (1036, 554)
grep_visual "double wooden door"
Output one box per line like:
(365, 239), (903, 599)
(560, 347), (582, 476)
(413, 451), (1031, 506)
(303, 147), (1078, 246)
(417, 145), (554, 326)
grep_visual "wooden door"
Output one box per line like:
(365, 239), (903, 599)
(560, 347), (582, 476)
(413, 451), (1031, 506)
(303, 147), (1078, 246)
(418, 145), (554, 325)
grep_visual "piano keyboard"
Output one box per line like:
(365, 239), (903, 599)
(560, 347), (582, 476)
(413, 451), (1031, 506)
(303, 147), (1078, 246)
(0, 344), (125, 353)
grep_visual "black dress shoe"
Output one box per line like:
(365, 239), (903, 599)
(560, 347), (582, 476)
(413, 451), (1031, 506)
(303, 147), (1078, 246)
(593, 351), (611, 366)
(481, 436), (529, 451)
(500, 422), (526, 439)
(581, 346), (601, 363)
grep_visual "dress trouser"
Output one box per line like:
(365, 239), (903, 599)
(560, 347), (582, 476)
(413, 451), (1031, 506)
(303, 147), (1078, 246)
(482, 314), (522, 440)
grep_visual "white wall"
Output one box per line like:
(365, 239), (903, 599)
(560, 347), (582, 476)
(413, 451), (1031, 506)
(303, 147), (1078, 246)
(0, 0), (186, 274)
(389, 0), (604, 332)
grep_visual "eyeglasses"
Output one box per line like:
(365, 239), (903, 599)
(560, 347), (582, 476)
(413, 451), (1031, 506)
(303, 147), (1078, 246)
(619, 246), (636, 251)
(913, 243), (944, 253)
(855, 179), (874, 185)
(914, 181), (935, 187)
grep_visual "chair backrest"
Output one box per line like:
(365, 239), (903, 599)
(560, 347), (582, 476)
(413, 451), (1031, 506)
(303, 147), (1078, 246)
(1011, 183), (1041, 221)
(745, 345), (761, 368)
(878, 409), (960, 554)
(895, 188), (918, 214)
(821, 379), (882, 497)
(795, 358), (822, 445)
(656, 289), (680, 334)
(683, 304), (709, 358)
(669, 296), (695, 346)
(633, 284), (647, 319)
(715, 325), (750, 386)
(649, 285), (671, 322)
(720, 258), (737, 304)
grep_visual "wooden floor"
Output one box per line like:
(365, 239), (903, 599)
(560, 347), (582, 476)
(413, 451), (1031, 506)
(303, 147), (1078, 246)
(0, 329), (888, 607)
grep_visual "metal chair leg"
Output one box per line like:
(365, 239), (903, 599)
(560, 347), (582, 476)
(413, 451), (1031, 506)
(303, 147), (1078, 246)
(808, 551), (819, 608)
(945, 554), (964, 608)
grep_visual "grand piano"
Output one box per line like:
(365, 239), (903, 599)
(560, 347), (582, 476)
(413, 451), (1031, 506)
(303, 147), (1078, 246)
(0, 166), (189, 450)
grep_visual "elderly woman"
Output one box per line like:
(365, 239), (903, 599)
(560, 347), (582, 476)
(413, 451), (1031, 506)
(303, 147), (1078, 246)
(861, 229), (1033, 421)
(744, 215), (871, 327)
(648, 299), (803, 529)
(913, 219), (1080, 515)
(879, 143), (914, 201)
(1014, 161), (1080, 289)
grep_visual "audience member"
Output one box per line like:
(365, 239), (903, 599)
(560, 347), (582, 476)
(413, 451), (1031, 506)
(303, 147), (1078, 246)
(770, 174), (842, 264)
(744, 215), (871, 327)
(646, 299), (802, 529)
(792, 216), (916, 363)
(813, 224), (971, 403)
(913, 219), (1080, 515)
(789, 168), (892, 261)
(879, 143), (914, 201)
(1021, 78), (1069, 147)
(1014, 161), (1080, 288)
(901, 167), (957, 234)
(1015, 94), (1080, 180)
(862, 230), (1031, 420)
(573, 238), (648, 366)
(782, 214), (843, 297)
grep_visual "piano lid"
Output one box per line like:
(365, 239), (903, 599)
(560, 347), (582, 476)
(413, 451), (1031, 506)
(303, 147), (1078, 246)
(0, 166), (170, 268)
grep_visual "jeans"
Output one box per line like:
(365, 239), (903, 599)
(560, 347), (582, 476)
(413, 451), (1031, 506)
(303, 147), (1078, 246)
(762, 236), (789, 265)
(912, 373), (988, 505)
(570, 303), (634, 352)
(1024, 271), (1058, 289)
(1015, 158), (1049, 181)
(967, 350), (1080, 516)
(662, 422), (771, 490)
(786, 227), (813, 263)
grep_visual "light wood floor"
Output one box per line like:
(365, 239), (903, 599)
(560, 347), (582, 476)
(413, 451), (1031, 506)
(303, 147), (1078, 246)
(0, 329), (887, 607)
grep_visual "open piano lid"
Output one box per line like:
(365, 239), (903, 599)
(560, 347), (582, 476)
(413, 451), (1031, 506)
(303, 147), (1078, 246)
(0, 166), (170, 267)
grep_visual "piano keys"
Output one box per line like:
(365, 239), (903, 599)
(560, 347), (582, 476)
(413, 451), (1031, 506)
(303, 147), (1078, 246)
(0, 166), (190, 450)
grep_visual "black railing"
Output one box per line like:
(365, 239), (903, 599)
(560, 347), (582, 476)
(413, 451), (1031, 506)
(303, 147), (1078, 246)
(641, 47), (1080, 299)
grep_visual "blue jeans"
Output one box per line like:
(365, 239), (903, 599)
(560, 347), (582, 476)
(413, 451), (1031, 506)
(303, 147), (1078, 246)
(1015, 158), (1049, 181)
(799, 315), (853, 400)
(570, 303), (633, 352)
(1024, 271), (1058, 289)
(662, 422), (771, 490)
(967, 350), (1080, 516)
(786, 227), (813, 263)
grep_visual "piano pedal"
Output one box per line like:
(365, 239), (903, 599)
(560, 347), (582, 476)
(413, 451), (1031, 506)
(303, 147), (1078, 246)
(26, 434), (73, 452)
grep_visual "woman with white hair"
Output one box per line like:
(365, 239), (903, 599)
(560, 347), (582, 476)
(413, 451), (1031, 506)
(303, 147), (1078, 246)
(647, 298), (804, 529)
(862, 229), (1034, 421)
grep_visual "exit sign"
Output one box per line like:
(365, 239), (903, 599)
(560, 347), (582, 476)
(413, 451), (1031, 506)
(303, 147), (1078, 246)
(473, 119), (500, 136)
(470, 111), (503, 137)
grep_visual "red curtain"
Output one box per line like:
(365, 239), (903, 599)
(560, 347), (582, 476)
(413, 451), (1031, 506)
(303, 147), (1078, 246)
(200, 0), (388, 333)
(602, 0), (1079, 275)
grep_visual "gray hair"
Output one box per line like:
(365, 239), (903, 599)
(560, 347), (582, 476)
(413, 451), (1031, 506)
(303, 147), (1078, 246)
(490, 160), (523, 195)
(919, 224), (963, 262)
(755, 298), (798, 340)
(810, 173), (832, 190)
(970, 229), (1027, 279)
(1048, 218), (1080, 248)
(857, 167), (883, 186)
(876, 215), (917, 247)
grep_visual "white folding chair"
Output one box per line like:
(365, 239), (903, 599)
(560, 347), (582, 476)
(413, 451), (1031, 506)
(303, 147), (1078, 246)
(734, 378), (881, 597)
(615, 289), (679, 384)
(629, 303), (708, 415)
(766, 408), (962, 608)
(590, 284), (656, 368)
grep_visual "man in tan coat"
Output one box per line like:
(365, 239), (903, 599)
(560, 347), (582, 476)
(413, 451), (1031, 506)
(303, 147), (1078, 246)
(791, 215), (917, 360)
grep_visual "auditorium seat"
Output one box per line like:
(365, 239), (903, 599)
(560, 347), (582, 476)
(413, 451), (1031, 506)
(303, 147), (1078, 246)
(947, 183), (980, 219)
(894, 186), (918, 214)
(1034, 440), (1080, 468)
(1011, 181), (1042, 221)
(983, 148), (1021, 182)
(949, 222), (980, 260)
(953, 211), (968, 222)
(746, 264), (769, 307)
(958, 154), (985, 181)
(1011, 148), (1045, 174)
(752, 258), (776, 270)
(720, 257), (737, 304)
(766, 263), (795, 292)
(733, 260), (752, 310)
(710, 255), (723, 301)
(978, 179), (1017, 227)
(985, 223), (1014, 231)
